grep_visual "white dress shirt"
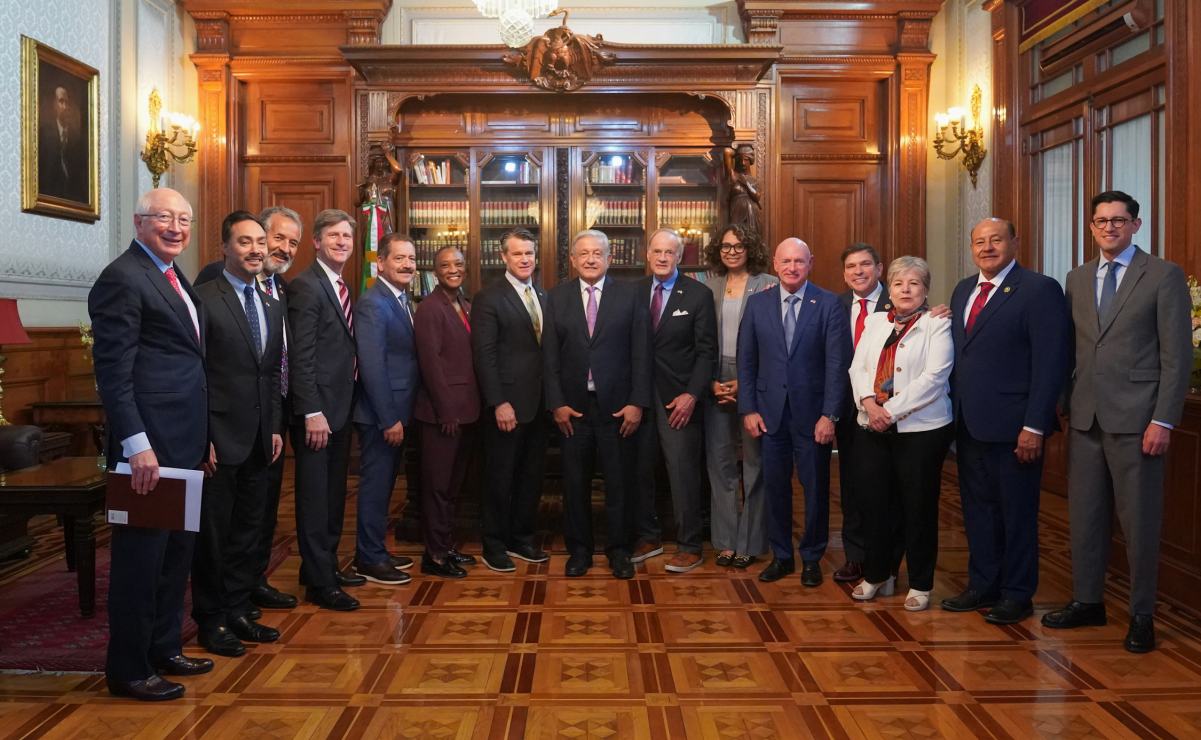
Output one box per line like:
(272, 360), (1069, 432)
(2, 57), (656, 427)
(1095, 243), (1137, 306)
(579, 276), (606, 391)
(505, 270), (543, 328)
(850, 282), (884, 327)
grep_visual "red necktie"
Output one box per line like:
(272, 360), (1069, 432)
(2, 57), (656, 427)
(164, 266), (199, 341)
(964, 282), (993, 334)
(651, 283), (664, 331)
(337, 278), (354, 333)
(853, 298), (868, 347)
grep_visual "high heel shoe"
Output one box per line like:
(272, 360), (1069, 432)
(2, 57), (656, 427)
(850, 576), (896, 601)
(905, 589), (931, 612)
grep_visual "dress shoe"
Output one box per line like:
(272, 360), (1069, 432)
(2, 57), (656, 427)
(630, 541), (663, 564)
(940, 588), (999, 612)
(1124, 614), (1156, 653)
(800, 561), (823, 588)
(247, 606), (262, 620)
(388, 553), (415, 570)
(715, 551), (735, 568)
(199, 625), (246, 657)
(229, 615), (280, 643)
(421, 556), (468, 579)
(665, 551), (702, 573)
(1041, 601), (1107, 629)
(336, 568), (367, 587)
(506, 544), (550, 563)
(565, 554), (592, 577)
(984, 598), (1034, 625)
(357, 561), (412, 585)
(251, 583), (298, 610)
(833, 561), (863, 583)
(484, 551), (517, 572)
(305, 586), (360, 611)
(153, 654), (213, 676)
(107, 675), (184, 701)
(758, 558), (795, 583)
(610, 554), (635, 580)
(732, 554), (757, 569)
(447, 549), (478, 566)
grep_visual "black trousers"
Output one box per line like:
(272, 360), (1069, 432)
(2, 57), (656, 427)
(106, 525), (194, 681)
(252, 393), (289, 587)
(292, 420), (352, 588)
(834, 412), (866, 563)
(192, 439), (269, 629)
(419, 421), (474, 560)
(560, 394), (637, 561)
(481, 412), (548, 558)
(853, 424), (953, 590)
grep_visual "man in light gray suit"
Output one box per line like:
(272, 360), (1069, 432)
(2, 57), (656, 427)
(1042, 191), (1192, 654)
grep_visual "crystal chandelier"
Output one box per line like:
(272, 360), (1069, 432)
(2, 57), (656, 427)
(472, 0), (558, 47)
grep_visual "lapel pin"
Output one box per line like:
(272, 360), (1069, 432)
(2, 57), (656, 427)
(1003, 286), (1012, 294)
(809, 298), (816, 303)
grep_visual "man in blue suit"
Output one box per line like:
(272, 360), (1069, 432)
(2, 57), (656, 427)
(352, 233), (421, 586)
(738, 238), (851, 587)
(943, 217), (1070, 625)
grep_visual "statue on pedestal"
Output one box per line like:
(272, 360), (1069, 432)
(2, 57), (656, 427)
(723, 143), (761, 238)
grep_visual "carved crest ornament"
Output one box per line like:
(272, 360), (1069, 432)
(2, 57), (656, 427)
(501, 10), (616, 92)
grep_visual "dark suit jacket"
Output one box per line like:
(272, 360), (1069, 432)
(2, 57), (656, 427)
(950, 262), (1070, 443)
(638, 273), (717, 407)
(544, 276), (652, 416)
(38, 122), (87, 203)
(198, 263), (291, 399)
(736, 282), (851, 436)
(838, 286), (892, 417)
(88, 241), (207, 469)
(414, 289), (480, 426)
(194, 260), (224, 286)
(287, 261), (356, 431)
(472, 275), (548, 424)
(352, 279), (420, 429)
(195, 276), (283, 465)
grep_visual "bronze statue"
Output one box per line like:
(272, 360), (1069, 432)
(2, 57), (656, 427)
(502, 9), (616, 93)
(359, 146), (400, 213)
(723, 144), (761, 237)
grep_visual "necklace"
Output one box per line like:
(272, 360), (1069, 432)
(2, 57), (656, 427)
(726, 274), (747, 296)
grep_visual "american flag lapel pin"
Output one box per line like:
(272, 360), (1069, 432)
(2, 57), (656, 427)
(1003, 286), (1012, 293)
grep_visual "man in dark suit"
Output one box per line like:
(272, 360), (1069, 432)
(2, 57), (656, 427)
(38, 84), (88, 203)
(472, 228), (550, 573)
(544, 229), (651, 579)
(632, 229), (716, 573)
(288, 209), (362, 611)
(414, 246), (481, 578)
(943, 217), (1070, 625)
(1043, 191), (1191, 652)
(353, 233), (421, 586)
(833, 243), (891, 583)
(89, 188), (210, 700)
(738, 238), (850, 588)
(191, 211), (284, 657)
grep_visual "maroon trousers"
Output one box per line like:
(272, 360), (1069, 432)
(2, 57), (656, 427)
(418, 421), (474, 560)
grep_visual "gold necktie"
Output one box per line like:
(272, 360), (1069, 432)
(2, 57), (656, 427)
(524, 286), (541, 344)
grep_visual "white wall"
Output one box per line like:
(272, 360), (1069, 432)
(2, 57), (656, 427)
(0, 0), (197, 327)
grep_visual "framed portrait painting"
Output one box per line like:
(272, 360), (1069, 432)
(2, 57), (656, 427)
(21, 36), (100, 222)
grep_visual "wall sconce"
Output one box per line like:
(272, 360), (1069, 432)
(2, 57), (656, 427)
(933, 84), (988, 188)
(140, 87), (199, 188)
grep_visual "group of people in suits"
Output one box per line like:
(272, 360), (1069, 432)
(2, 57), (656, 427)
(87, 186), (1188, 702)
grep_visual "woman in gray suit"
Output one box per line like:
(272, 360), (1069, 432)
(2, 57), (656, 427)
(704, 224), (777, 568)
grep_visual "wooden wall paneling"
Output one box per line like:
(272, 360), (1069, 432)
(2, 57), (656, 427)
(192, 56), (232, 269)
(0, 329), (95, 428)
(893, 53), (934, 260)
(781, 162), (882, 290)
(243, 165), (351, 278)
(986, 1), (1020, 224)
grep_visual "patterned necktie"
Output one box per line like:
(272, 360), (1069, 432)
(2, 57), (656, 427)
(261, 277), (288, 394)
(243, 285), (263, 359)
(163, 266), (199, 341)
(524, 286), (541, 344)
(1098, 260), (1119, 326)
(585, 285), (598, 337)
(854, 298), (868, 347)
(783, 294), (799, 349)
(651, 283), (665, 331)
(399, 291), (413, 324)
(965, 282), (993, 334)
(337, 277), (354, 334)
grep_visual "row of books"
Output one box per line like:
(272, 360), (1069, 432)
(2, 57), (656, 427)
(481, 200), (537, 225)
(658, 200), (717, 229)
(607, 237), (643, 267)
(591, 198), (645, 226)
(589, 160), (641, 184)
(410, 158), (460, 185)
(410, 238), (468, 268)
(409, 201), (469, 225)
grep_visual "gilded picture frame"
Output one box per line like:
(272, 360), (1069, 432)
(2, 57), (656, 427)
(21, 35), (100, 222)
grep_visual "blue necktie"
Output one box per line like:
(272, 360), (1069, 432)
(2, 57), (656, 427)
(784, 294), (799, 349)
(243, 284), (262, 358)
(1098, 261), (1119, 326)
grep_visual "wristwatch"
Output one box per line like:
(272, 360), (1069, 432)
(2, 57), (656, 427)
(824, 414), (840, 423)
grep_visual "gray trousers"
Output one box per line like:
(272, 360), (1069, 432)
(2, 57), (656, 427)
(704, 357), (767, 556)
(1069, 421), (1165, 616)
(637, 388), (705, 554)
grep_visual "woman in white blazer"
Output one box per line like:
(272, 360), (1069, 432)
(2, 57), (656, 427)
(846, 256), (954, 611)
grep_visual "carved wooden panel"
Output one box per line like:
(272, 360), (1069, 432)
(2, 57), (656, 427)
(244, 165), (352, 279)
(479, 110), (553, 134)
(1, 329), (95, 427)
(782, 164), (882, 290)
(793, 98), (867, 142)
(778, 19), (897, 55)
(779, 79), (883, 156)
(242, 80), (350, 157)
(261, 99), (334, 145)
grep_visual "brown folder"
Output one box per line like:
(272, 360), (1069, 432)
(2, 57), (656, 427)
(105, 472), (189, 531)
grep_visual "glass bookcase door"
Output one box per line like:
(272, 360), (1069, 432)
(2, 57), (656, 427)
(477, 150), (542, 288)
(581, 149), (648, 275)
(656, 152), (717, 272)
(403, 151), (470, 298)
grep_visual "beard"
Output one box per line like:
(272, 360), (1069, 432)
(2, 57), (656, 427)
(266, 253), (294, 275)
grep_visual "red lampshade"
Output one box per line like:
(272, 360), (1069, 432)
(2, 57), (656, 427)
(0, 299), (31, 345)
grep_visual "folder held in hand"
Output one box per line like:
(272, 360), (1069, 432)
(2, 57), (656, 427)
(106, 462), (203, 532)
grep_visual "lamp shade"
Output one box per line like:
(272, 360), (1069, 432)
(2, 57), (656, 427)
(0, 299), (31, 345)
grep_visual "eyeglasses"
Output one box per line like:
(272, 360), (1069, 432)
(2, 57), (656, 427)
(719, 243), (746, 254)
(1091, 217), (1131, 229)
(138, 212), (193, 228)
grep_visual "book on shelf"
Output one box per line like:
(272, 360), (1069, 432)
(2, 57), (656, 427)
(658, 199), (716, 231)
(589, 197), (645, 227)
(588, 158), (639, 185)
(481, 199), (537, 226)
(412, 158), (453, 185)
(658, 175), (688, 185)
(409, 200), (469, 225)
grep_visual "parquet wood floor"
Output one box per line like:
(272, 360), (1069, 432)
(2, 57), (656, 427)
(3, 465), (1201, 739)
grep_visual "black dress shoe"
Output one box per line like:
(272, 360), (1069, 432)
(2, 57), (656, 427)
(565, 554), (592, 577)
(484, 552), (517, 572)
(229, 615), (280, 643)
(1125, 614), (1156, 653)
(357, 561), (412, 585)
(199, 625), (246, 657)
(305, 586), (360, 611)
(107, 675), (185, 701)
(984, 598), (1034, 625)
(611, 555), (634, 580)
(336, 568), (367, 587)
(153, 654), (213, 676)
(1042, 601), (1107, 629)
(447, 549), (478, 566)
(832, 561), (863, 583)
(247, 606), (262, 620)
(715, 552), (735, 568)
(940, 588), (999, 612)
(507, 545), (550, 563)
(389, 553), (415, 570)
(422, 556), (468, 579)
(800, 561), (823, 588)
(758, 558), (795, 583)
(251, 583), (298, 610)
(732, 554), (757, 569)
